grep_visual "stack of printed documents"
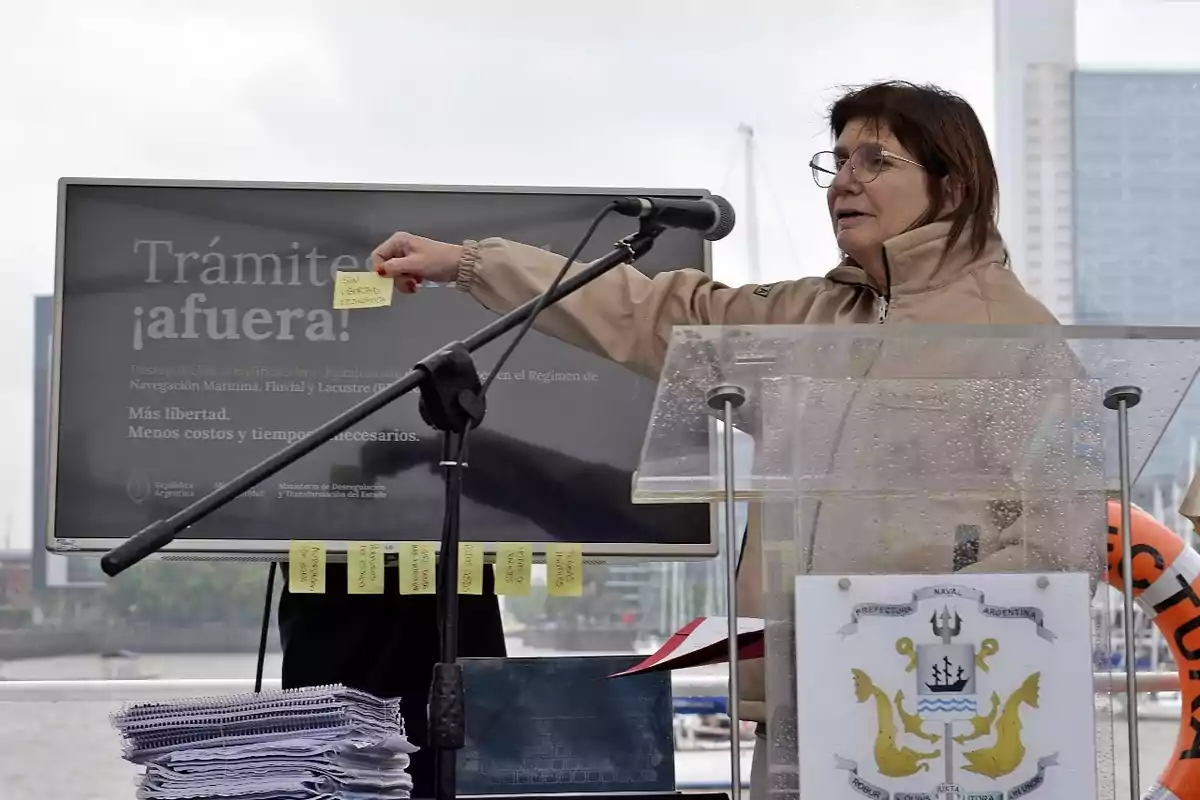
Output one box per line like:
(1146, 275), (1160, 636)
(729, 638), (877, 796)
(111, 684), (416, 800)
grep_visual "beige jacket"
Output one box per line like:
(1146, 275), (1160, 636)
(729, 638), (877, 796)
(456, 219), (1065, 723)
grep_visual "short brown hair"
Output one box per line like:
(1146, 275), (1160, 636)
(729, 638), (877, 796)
(829, 80), (998, 260)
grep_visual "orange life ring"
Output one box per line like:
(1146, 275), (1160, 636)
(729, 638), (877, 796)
(1106, 499), (1200, 799)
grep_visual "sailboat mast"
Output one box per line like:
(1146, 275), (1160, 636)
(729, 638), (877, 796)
(738, 123), (762, 284)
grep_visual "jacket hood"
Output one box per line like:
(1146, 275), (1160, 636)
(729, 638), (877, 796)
(826, 220), (1010, 297)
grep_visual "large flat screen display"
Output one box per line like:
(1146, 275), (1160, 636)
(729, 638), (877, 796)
(49, 179), (717, 560)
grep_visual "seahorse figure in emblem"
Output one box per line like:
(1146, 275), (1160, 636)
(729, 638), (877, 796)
(851, 668), (942, 777)
(960, 672), (1040, 779)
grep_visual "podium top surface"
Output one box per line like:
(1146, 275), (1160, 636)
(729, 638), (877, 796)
(634, 324), (1200, 501)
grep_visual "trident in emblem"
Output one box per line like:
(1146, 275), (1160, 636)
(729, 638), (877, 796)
(931, 607), (962, 644)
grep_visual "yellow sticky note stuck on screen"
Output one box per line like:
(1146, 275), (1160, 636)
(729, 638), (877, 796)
(458, 543), (483, 595)
(288, 541), (327, 594)
(399, 543), (436, 595)
(333, 270), (393, 310)
(548, 543), (583, 597)
(348, 543), (384, 594)
(495, 543), (532, 596)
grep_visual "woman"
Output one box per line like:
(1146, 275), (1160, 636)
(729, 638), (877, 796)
(372, 80), (1071, 794)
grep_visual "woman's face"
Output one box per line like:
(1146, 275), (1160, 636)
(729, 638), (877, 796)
(826, 118), (932, 264)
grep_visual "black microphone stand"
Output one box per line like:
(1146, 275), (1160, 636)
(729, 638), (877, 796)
(99, 217), (668, 800)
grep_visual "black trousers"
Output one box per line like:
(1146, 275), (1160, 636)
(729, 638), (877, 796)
(277, 563), (507, 799)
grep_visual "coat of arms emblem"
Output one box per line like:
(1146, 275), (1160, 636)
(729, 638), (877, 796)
(794, 574), (1096, 800)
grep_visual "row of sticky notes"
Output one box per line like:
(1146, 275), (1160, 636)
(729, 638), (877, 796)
(286, 541), (584, 597)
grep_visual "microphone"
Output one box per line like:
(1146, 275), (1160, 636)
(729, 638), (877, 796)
(612, 195), (736, 241)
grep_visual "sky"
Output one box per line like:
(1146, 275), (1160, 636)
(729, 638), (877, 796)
(2, 0), (1200, 550)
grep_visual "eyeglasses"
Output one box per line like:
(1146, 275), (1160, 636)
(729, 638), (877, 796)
(809, 144), (924, 188)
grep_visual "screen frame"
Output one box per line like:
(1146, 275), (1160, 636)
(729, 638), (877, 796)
(48, 177), (721, 563)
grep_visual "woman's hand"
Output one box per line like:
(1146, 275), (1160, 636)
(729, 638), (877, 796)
(370, 232), (464, 294)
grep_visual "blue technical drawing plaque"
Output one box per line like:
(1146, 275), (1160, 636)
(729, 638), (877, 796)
(457, 655), (675, 795)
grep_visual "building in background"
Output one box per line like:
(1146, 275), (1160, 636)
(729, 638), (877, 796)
(0, 551), (33, 608)
(993, 0), (1077, 322)
(996, 1), (1200, 491)
(1072, 71), (1200, 483)
(1073, 72), (1200, 328)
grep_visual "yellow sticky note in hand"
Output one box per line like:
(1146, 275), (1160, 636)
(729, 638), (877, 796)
(399, 543), (437, 595)
(347, 543), (384, 594)
(288, 541), (327, 593)
(333, 270), (393, 310)
(495, 543), (532, 596)
(458, 542), (483, 595)
(548, 543), (583, 597)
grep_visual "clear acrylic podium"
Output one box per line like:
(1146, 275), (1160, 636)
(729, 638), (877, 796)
(633, 324), (1200, 800)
